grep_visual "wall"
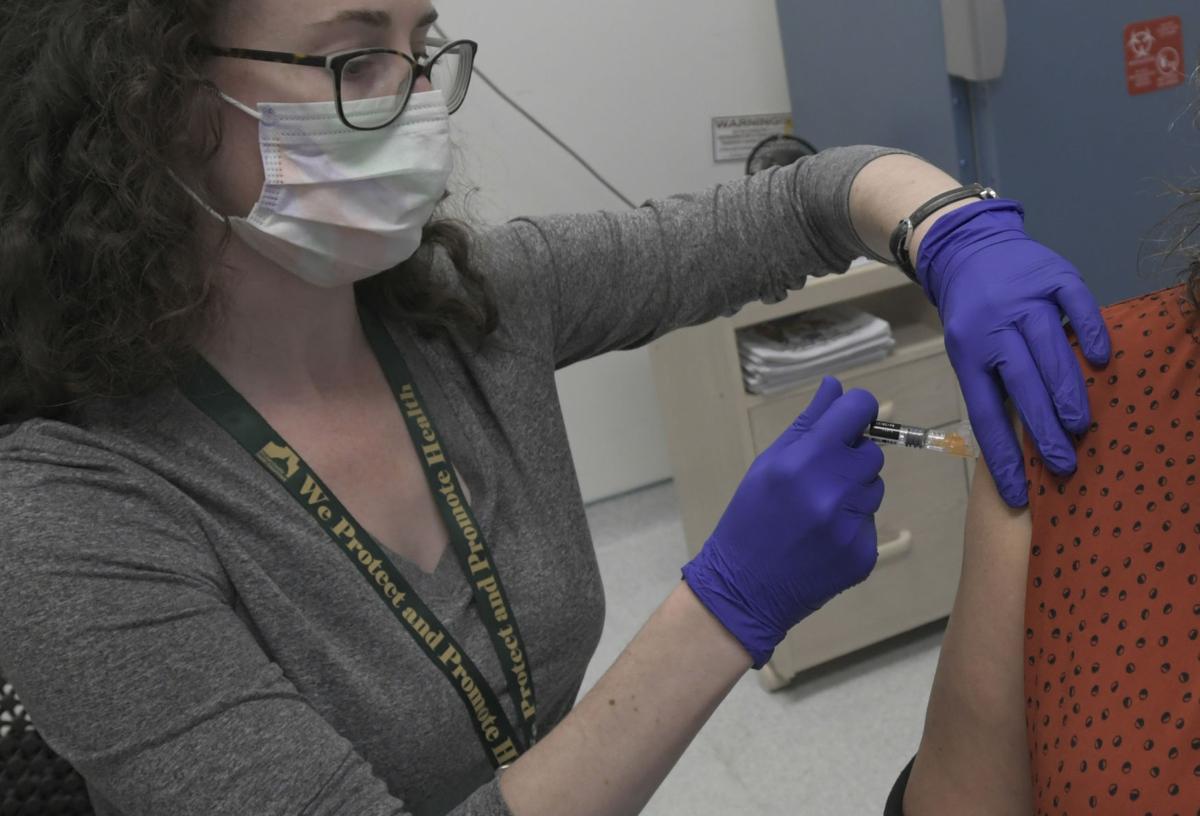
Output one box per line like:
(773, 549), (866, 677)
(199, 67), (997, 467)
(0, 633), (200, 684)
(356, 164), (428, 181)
(434, 0), (794, 503)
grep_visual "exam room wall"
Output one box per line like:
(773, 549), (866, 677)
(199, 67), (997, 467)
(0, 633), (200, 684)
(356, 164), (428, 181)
(434, 0), (795, 503)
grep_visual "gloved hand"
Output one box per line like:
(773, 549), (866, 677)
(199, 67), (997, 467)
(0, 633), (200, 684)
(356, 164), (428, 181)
(916, 198), (1110, 508)
(682, 377), (884, 669)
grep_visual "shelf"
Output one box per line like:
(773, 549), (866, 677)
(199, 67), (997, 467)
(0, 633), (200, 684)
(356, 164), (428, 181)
(740, 328), (947, 410)
(736, 274), (946, 410)
(730, 260), (910, 330)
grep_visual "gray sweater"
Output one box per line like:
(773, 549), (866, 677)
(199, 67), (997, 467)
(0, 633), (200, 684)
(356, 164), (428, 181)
(0, 146), (901, 816)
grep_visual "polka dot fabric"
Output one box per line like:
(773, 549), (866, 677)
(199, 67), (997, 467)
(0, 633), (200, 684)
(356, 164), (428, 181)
(1024, 284), (1200, 815)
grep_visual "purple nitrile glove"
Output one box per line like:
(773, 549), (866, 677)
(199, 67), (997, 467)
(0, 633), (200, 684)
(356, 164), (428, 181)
(916, 198), (1111, 508)
(682, 377), (884, 669)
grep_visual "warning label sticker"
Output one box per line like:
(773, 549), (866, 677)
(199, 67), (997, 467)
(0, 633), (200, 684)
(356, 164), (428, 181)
(711, 113), (793, 163)
(1125, 16), (1185, 96)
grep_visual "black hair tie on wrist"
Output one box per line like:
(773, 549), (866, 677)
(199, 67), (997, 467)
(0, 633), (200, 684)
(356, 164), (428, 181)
(888, 184), (998, 282)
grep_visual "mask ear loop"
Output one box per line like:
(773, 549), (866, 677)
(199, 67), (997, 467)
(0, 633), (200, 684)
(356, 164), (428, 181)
(166, 168), (229, 224)
(216, 91), (265, 122)
(165, 85), (264, 222)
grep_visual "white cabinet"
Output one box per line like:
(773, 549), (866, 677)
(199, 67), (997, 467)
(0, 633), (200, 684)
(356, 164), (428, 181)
(648, 262), (970, 689)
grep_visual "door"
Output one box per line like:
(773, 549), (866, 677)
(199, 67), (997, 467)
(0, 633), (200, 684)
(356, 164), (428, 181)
(776, 1), (1200, 306)
(972, 3), (1200, 305)
(775, 0), (971, 179)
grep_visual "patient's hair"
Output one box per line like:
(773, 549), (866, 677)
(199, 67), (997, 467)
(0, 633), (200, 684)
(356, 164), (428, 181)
(1162, 180), (1200, 308)
(0, 0), (496, 426)
(1162, 74), (1200, 308)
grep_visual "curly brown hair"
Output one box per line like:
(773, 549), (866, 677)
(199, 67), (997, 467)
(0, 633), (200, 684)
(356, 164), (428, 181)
(0, 0), (496, 425)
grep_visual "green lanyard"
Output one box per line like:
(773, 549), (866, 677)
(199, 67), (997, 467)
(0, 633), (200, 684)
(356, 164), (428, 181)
(178, 304), (537, 769)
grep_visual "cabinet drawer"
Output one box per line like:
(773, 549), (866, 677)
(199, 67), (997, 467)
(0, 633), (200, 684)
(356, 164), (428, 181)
(747, 351), (962, 455)
(765, 440), (971, 683)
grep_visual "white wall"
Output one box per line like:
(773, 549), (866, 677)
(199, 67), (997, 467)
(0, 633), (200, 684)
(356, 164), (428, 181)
(435, 0), (793, 503)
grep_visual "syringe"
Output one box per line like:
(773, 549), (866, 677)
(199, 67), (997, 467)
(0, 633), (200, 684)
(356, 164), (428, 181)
(865, 420), (979, 459)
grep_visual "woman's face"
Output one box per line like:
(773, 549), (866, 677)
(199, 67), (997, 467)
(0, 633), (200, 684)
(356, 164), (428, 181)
(202, 0), (438, 220)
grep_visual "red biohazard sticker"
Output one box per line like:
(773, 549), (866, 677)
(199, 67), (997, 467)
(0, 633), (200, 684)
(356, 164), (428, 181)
(1125, 16), (1185, 96)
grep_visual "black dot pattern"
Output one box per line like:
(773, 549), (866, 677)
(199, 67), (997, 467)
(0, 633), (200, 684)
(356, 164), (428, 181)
(1024, 286), (1200, 814)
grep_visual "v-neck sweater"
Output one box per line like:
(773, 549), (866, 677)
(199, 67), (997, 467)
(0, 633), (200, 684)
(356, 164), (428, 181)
(0, 145), (901, 816)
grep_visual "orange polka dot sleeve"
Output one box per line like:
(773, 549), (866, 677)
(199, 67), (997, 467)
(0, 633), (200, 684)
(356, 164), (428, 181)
(1023, 284), (1200, 814)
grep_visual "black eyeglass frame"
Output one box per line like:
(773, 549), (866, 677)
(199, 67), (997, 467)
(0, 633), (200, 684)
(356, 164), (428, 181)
(198, 37), (478, 130)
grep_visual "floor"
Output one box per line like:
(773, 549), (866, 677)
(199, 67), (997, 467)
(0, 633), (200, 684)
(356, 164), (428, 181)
(579, 481), (947, 816)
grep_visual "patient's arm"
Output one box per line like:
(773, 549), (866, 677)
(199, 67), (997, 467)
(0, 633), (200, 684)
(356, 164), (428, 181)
(902, 458), (1034, 815)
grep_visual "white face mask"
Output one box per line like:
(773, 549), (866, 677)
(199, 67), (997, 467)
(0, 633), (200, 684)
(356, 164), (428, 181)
(182, 90), (453, 288)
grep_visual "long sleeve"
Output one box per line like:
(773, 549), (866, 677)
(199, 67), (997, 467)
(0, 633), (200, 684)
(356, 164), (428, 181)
(0, 443), (406, 815)
(476, 145), (909, 368)
(0, 433), (517, 816)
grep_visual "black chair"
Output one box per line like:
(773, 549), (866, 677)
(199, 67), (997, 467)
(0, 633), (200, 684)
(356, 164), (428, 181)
(1, 678), (94, 815)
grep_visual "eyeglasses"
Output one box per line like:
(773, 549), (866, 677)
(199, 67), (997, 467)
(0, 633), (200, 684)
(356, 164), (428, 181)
(198, 37), (478, 131)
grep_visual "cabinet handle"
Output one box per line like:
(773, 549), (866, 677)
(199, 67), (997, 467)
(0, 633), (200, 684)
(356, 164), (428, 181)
(877, 529), (914, 564)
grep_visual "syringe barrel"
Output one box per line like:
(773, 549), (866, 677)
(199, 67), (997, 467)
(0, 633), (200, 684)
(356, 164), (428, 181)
(866, 419), (980, 459)
(867, 421), (930, 450)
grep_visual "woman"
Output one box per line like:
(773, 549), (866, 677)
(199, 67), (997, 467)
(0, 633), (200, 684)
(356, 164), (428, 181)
(893, 271), (1200, 811)
(0, 1), (1108, 814)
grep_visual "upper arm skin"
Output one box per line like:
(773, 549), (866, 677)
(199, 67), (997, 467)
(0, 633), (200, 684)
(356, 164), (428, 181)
(903, 457), (1034, 816)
